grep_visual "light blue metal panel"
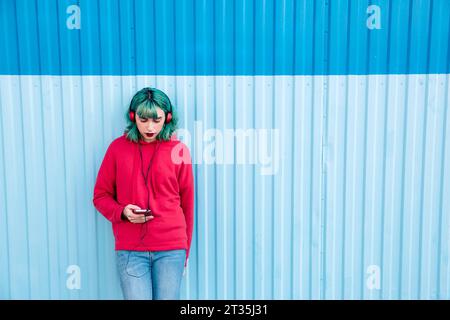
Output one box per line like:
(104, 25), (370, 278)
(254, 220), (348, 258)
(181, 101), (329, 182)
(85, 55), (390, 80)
(0, 0), (449, 300)
(254, 77), (277, 299)
(441, 79), (450, 298)
(421, 75), (445, 298)
(382, 74), (405, 299)
(1, 78), (450, 300)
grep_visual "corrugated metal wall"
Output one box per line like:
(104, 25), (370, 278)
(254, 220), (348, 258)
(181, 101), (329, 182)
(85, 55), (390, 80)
(0, 0), (449, 299)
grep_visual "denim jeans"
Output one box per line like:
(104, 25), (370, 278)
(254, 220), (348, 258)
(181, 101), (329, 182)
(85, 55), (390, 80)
(115, 249), (186, 300)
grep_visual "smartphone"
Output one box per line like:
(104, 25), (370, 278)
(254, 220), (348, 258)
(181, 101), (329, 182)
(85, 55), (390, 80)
(133, 209), (152, 216)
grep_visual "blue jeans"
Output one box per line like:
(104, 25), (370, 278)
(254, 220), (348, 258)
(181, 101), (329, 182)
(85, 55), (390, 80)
(115, 249), (186, 300)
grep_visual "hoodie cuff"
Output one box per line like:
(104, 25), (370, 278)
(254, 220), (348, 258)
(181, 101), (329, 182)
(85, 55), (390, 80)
(113, 205), (126, 223)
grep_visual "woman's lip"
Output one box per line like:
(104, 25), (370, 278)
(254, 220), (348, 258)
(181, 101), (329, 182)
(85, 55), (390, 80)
(145, 133), (155, 137)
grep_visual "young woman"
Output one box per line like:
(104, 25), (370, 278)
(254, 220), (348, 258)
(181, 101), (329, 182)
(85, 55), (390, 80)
(93, 87), (194, 300)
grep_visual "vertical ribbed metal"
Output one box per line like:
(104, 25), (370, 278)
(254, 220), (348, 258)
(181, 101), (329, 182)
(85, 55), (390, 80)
(0, 0), (449, 299)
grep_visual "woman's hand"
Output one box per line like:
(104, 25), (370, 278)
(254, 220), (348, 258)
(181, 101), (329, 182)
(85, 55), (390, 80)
(122, 204), (154, 224)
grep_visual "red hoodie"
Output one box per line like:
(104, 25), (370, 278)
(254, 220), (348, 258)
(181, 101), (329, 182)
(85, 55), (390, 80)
(92, 133), (194, 267)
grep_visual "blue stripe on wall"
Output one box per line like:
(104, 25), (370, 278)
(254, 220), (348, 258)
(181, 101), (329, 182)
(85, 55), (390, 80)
(0, 0), (449, 76)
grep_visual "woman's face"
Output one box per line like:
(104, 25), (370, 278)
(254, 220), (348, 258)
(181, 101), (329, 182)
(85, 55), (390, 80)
(135, 107), (166, 143)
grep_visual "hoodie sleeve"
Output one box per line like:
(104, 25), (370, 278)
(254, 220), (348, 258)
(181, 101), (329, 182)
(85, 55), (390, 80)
(178, 144), (194, 267)
(93, 142), (125, 223)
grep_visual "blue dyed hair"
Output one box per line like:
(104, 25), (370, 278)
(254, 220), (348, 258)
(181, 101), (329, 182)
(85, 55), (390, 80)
(124, 87), (178, 142)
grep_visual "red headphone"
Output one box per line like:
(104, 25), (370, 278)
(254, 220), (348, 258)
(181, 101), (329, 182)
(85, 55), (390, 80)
(129, 110), (172, 123)
(128, 89), (173, 124)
